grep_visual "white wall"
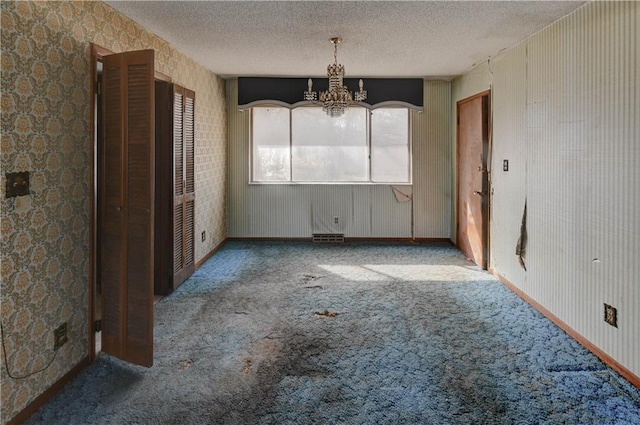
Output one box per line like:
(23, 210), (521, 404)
(453, 1), (639, 378)
(227, 79), (451, 239)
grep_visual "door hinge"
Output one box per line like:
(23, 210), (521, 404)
(94, 319), (102, 332)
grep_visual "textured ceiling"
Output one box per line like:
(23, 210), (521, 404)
(105, 1), (585, 79)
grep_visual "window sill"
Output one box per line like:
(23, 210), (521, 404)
(248, 181), (412, 186)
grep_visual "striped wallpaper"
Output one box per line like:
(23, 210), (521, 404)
(454, 1), (639, 379)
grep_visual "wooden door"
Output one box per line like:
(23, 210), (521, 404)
(101, 50), (155, 367)
(457, 93), (490, 269)
(172, 86), (195, 288)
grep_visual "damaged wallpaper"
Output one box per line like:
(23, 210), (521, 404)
(0, 1), (226, 423)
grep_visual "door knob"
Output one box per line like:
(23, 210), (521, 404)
(474, 191), (484, 196)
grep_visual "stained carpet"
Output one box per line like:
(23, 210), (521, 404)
(26, 242), (640, 424)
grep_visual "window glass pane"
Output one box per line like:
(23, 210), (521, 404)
(252, 107), (290, 181)
(292, 107), (367, 181)
(371, 108), (410, 182)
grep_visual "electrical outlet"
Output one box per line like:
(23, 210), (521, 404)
(604, 304), (617, 328)
(503, 159), (509, 172)
(54, 322), (68, 350)
(334, 217), (339, 225)
(201, 231), (206, 242)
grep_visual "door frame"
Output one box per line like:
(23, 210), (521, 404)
(455, 90), (491, 269)
(89, 43), (114, 363)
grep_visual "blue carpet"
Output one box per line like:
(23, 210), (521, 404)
(26, 241), (640, 424)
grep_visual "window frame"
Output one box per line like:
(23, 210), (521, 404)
(250, 105), (412, 185)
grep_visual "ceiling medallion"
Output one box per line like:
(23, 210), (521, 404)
(304, 37), (367, 117)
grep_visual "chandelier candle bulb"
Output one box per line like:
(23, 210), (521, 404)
(304, 78), (316, 101)
(355, 79), (367, 102)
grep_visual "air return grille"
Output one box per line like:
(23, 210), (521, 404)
(313, 233), (345, 243)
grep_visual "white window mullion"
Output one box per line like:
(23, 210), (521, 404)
(289, 108), (293, 182)
(249, 108), (253, 182)
(367, 109), (372, 183)
(407, 111), (413, 183)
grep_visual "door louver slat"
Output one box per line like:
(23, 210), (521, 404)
(172, 86), (196, 288)
(174, 92), (184, 197)
(173, 202), (184, 272)
(102, 64), (122, 340)
(185, 96), (195, 194)
(101, 49), (154, 368)
(126, 63), (153, 345)
(184, 199), (195, 266)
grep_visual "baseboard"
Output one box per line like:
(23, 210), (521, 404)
(226, 237), (312, 242)
(226, 237), (452, 244)
(7, 356), (90, 425)
(195, 238), (228, 269)
(491, 268), (640, 390)
(344, 237), (452, 244)
(410, 238), (453, 244)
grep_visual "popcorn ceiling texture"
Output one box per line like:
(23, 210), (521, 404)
(105, 1), (585, 78)
(0, 1), (226, 423)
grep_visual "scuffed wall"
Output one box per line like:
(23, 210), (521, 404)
(453, 1), (639, 379)
(0, 1), (226, 423)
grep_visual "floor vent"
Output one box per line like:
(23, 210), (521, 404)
(312, 233), (345, 243)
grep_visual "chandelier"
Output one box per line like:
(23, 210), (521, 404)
(304, 37), (367, 117)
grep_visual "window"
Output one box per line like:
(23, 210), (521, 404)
(252, 107), (290, 181)
(292, 107), (367, 182)
(251, 106), (411, 184)
(371, 108), (410, 183)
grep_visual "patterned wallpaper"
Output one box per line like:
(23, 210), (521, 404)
(0, 1), (227, 423)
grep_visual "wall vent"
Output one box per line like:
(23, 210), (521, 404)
(312, 233), (345, 243)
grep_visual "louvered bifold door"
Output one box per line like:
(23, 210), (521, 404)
(101, 50), (155, 368)
(182, 89), (196, 280)
(172, 86), (196, 288)
(172, 87), (184, 284)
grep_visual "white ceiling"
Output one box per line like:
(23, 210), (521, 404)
(105, 1), (586, 79)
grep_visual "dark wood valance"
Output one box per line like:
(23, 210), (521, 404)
(238, 77), (423, 110)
